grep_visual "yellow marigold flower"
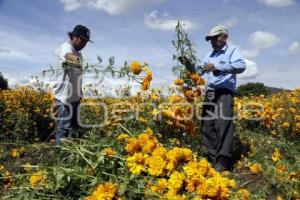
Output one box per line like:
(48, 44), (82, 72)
(168, 171), (185, 193)
(272, 148), (282, 162)
(101, 147), (116, 157)
(169, 95), (183, 103)
(11, 149), (19, 158)
(146, 156), (166, 177)
(138, 129), (158, 154)
(138, 116), (148, 123)
(85, 182), (118, 200)
(117, 133), (130, 143)
(295, 122), (300, 129)
(288, 171), (299, 180)
(276, 164), (286, 173)
(164, 191), (187, 200)
(126, 153), (148, 175)
(289, 107), (297, 114)
(152, 146), (168, 159)
(29, 171), (47, 187)
(249, 163), (262, 174)
(186, 177), (203, 193)
(130, 61), (142, 75)
(237, 189), (250, 200)
(276, 196), (283, 200)
(295, 115), (300, 121)
(174, 79), (184, 86)
(152, 108), (160, 116)
(282, 122), (290, 129)
(125, 138), (141, 155)
(150, 178), (168, 194)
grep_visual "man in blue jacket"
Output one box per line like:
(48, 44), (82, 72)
(179, 25), (246, 171)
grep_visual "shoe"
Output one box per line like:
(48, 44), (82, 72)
(214, 156), (232, 172)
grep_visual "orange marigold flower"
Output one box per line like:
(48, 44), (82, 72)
(174, 79), (184, 86)
(282, 122), (290, 129)
(295, 122), (300, 129)
(190, 73), (200, 83)
(101, 148), (116, 157)
(86, 182), (118, 200)
(249, 163), (262, 174)
(130, 61), (142, 75)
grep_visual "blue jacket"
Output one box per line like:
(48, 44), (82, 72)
(196, 44), (246, 93)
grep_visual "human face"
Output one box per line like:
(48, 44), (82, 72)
(72, 36), (88, 51)
(210, 34), (227, 51)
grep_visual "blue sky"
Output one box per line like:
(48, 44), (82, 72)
(0, 0), (300, 90)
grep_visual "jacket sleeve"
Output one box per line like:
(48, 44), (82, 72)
(214, 47), (246, 74)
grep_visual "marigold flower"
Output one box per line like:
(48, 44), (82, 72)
(174, 79), (184, 86)
(190, 73), (200, 83)
(117, 133), (130, 143)
(125, 138), (141, 155)
(101, 147), (116, 157)
(282, 122), (290, 129)
(130, 61), (142, 75)
(237, 189), (250, 200)
(146, 156), (166, 176)
(276, 165), (286, 173)
(126, 153), (148, 175)
(295, 122), (300, 129)
(85, 182), (118, 200)
(168, 171), (185, 193)
(249, 163), (262, 174)
(272, 148), (282, 162)
(29, 171), (47, 187)
(277, 196), (283, 200)
(169, 95), (183, 103)
(150, 178), (168, 193)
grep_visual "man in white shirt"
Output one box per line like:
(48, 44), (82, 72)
(53, 25), (93, 144)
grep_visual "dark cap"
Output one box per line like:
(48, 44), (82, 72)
(69, 25), (93, 43)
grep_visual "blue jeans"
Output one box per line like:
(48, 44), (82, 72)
(55, 99), (80, 144)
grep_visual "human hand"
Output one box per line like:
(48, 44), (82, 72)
(203, 63), (221, 76)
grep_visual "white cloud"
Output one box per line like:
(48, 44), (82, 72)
(238, 59), (259, 79)
(144, 10), (196, 31)
(241, 31), (280, 58)
(241, 49), (259, 58)
(258, 0), (295, 7)
(223, 17), (238, 28)
(288, 41), (300, 54)
(59, 0), (166, 15)
(59, 0), (81, 11)
(248, 31), (280, 50)
(0, 47), (33, 61)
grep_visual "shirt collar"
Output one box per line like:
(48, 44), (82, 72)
(220, 44), (228, 53)
(212, 44), (228, 54)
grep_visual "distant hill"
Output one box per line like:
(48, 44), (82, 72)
(266, 86), (290, 94)
(236, 82), (290, 97)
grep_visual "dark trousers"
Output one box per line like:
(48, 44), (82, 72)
(201, 88), (234, 164)
(55, 99), (80, 144)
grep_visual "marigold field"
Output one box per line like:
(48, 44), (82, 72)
(0, 61), (299, 200)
